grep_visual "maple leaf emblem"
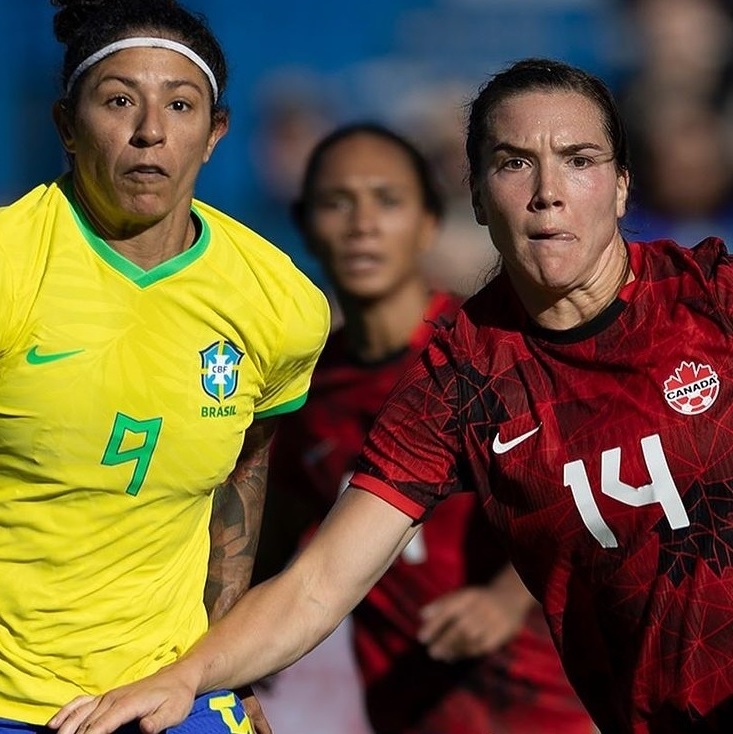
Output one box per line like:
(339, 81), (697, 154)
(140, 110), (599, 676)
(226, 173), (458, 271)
(663, 361), (719, 416)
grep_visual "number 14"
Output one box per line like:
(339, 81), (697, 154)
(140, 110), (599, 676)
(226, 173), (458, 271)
(563, 433), (690, 548)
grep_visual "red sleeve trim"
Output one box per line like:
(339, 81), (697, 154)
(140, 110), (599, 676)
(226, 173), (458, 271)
(350, 472), (426, 520)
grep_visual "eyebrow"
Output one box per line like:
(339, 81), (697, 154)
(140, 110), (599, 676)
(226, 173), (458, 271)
(490, 141), (607, 156)
(94, 75), (206, 95)
(314, 181), (409, 195)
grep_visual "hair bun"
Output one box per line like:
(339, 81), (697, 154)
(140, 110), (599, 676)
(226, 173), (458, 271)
(51, 0), (180, 44)
(51, 0), (108, 44)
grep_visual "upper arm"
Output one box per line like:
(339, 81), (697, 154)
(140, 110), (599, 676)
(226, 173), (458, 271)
(211, 416), (279, 530)
(353, 334), (464, 518)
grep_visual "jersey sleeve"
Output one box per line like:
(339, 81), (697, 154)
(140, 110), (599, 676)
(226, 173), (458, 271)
(351, 330), (464, 522)
(253, 277), (330, 419)
(0, 238), (22, 355)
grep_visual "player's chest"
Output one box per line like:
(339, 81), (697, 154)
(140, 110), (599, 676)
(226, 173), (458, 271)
(467, 314), (733, 555)
(1, 279), (276, 458)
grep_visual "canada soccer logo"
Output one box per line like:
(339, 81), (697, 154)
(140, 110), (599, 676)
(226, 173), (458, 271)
(663, 361), (719, 415)
(200, 340), (245, 403)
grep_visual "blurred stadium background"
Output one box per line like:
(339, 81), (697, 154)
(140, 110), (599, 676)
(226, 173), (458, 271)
(2, 0), (634, 285)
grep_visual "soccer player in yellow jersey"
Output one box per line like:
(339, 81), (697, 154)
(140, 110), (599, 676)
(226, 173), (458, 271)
(0, 1), (329, 732)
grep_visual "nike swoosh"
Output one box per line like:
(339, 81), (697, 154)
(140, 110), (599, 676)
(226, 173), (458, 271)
(26, 345), (85, 365)
(492, 423), (542, 455)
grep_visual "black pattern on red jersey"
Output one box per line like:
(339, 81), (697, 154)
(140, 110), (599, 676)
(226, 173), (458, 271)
(657, 480), (733, 585)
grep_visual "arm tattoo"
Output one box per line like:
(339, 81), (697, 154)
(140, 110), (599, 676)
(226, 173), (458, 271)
(204, 416), (278, 623)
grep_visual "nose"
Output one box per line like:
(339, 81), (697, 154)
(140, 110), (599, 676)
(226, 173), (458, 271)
(130, 103), (165, 148)
(349, 197), (378, 234)
(529, 163), (564, 211)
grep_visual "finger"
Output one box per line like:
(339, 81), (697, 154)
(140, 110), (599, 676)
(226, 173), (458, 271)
(139, 710), (178, 734)
(421, 588), (478, 623)
(241, 695), (272, 734)
(54, 699), (102, 734)
(249, 710), (273, 734)
(420, 594), (455, 621)
(426, 622), (465, 662)
(47, 696), (98, 730)
(78, 696), (167, 734)
(418, 596), (462, 641)
(135, 697), (194, 734)
(416, 611), (454, 645)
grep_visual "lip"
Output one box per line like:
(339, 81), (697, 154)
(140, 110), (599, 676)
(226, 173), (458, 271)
(528, 230), (575, 242)
(125, 165), (168, 179)
(338, 252), (383, 274)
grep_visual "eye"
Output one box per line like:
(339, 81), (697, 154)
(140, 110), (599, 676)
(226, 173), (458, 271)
(376, 191), (402, 208)
(170, 100), (191, 112)
(315, 195), (351, 212)
(569, 155), (593, 168)
(501, 158), (529, 171)
(109, 95), (132, 108)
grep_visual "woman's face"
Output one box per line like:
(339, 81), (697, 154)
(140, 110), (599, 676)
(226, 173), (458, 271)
(55, 46), (226, 234)
(471, 90), (629, 298)
(306, 133), (438, 301)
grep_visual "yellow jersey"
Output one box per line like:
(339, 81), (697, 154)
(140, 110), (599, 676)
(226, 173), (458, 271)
(0, 177), (329, 723)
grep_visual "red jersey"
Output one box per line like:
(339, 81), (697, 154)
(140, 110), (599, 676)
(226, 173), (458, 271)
(352, 238), (733, 733)
(270, 293), (592, 734)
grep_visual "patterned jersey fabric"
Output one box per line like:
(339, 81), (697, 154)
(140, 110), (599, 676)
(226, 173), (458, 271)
(271, 293), (592, 733)
(353, 238), (733, 733)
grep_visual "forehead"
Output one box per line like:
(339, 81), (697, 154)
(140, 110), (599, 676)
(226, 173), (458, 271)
(488, 89), (609, 146)
(83, 46), (209, 89)
(315, 133), (417, 185)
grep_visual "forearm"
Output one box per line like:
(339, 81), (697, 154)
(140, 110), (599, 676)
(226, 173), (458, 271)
(181, 563), (335, 693)
(179, 487), (418, 693)
(205, 479), (264, 622)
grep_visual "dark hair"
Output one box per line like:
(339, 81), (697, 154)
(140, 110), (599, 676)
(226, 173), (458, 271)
(292, 122), (445, 231)
(466, 58), (629, 188)
(51, 0), (227, 117)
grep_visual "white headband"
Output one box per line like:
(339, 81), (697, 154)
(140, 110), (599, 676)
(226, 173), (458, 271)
(66, 36), (219, 102)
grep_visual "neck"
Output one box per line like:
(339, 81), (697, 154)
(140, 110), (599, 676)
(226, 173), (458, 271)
(73, 180), (196, 271)
(516, 235), (632, 331)
(340, 279), (432, 363)
(103, 215), (196, 270)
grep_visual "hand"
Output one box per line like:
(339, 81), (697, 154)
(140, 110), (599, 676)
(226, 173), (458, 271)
(417, 571), (534, 662)
(236, 686), (272, 734)
(47, 665), (198, 734)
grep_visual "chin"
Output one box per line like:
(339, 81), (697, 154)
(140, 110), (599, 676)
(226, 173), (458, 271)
(337, 273), (388, 297)
(124, 194), (170, 218)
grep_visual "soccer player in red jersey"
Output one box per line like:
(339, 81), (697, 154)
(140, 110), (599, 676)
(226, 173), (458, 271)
(255, 123), (594, 734)
(51, 59), (733, 734)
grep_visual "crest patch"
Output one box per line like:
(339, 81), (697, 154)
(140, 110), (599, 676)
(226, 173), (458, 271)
(663, 361), (719, 415)
(200, 340), (245, 403)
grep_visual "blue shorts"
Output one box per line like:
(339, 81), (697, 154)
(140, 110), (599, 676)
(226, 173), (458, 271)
(0, 690), (251, 734)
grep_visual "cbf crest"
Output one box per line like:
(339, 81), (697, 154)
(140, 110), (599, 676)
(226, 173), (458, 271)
(200, 340), (245, 403)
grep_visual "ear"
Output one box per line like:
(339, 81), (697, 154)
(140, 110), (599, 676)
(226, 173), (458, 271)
(203, 112), (229, 163)
(52, 100), (76, 155)
(471, 184), (488, 226)
(417, 212), (440, 254)
(616, 168), (630, 219)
